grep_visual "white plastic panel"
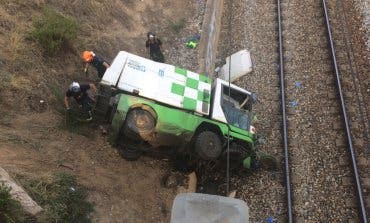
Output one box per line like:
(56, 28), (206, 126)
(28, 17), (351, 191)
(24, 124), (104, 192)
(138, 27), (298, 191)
(171, 193), (249, 223)
(219, 49), (253, 82)
(100, 51), (129, 86)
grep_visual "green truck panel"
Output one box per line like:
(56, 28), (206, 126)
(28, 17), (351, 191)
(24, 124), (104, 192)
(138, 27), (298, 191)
(110, 94), (255, 147)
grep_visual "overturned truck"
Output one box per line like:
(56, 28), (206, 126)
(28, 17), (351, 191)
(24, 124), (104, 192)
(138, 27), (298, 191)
(96, 51), (276, 170)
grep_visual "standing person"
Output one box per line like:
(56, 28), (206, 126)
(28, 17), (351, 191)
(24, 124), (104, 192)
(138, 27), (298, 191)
(82, 51), (110, 79)
(64, 82), (97, 121)
(145, 32), (165, 63)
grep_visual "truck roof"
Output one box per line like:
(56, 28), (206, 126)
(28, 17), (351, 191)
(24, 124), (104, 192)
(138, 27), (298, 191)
(101, 51), (212, 115)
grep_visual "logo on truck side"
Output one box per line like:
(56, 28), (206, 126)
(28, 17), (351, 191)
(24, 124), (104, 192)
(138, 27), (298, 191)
(127, 59), (146, 72)
(158, 69), (164, 77)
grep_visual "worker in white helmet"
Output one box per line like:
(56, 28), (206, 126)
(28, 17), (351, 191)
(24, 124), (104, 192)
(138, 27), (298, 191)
(145, 32), (165, 63)
(64, 82), (97, 121)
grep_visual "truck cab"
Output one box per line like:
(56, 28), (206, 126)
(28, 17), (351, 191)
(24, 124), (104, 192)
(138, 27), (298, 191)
(211, 78), (256, 134)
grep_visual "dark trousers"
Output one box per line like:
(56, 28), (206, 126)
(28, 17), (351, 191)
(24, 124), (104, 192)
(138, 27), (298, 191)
(150, 51), (165, 63)
(94, 66), (107, 79)
(92, 62), (109, 79)
(77, 96), (91, 115)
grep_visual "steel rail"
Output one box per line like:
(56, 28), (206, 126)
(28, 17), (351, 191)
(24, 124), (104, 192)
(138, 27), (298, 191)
(336, 0), (370, 156)
(276, 0), (293, 222)
(322, 0), (368, 222)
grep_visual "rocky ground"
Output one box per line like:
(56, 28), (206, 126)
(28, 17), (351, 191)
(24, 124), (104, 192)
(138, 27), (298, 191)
(217, 0), (286, 222)
(216, 0), (369, 222)
(327, 0), (370, 219)
(353, 0), (370, 50)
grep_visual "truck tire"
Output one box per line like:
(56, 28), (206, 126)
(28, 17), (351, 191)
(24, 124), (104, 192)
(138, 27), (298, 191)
(219, 144), (248, 171)
(194, 131), (222, 160)
(124, 108), (155, 141)
(118, 135), (142, 161)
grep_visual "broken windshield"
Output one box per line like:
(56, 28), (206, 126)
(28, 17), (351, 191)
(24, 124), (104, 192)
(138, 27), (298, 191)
(221, 85), (253, 131)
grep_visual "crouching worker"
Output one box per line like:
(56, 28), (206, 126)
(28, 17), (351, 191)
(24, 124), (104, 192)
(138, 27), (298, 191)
(82, 51), (110, 79)
(64, 82), (97, 121)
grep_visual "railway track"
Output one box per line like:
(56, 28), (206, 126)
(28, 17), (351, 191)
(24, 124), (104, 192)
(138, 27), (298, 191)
(278, 0), (369, 222)
(216, 0), (369, 221)
(326, 0), (370, 220)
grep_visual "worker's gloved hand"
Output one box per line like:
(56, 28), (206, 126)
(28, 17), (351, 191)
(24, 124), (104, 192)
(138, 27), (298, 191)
(83, 67), (88, 74)
(66, 107), (71, 112)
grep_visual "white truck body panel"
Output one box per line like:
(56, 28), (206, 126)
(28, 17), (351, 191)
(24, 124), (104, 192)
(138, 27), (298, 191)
(101, 51), (212, 115)
(211, 80), (227, 123)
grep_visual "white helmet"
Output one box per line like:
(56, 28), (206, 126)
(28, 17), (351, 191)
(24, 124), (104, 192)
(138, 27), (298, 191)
(69, 82), (80, 93)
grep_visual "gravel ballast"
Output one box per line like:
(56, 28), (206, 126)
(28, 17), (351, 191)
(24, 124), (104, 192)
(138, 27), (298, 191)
(215, 0), (369, 221)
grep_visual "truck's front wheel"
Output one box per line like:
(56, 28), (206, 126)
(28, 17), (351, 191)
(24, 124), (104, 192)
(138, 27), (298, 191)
(194, 131), (222, 160)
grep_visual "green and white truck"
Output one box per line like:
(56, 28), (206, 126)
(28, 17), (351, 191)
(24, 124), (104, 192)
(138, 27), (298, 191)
(96, 51), (275, 169)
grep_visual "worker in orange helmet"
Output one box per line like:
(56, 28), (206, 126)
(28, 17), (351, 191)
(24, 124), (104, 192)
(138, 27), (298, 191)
(82, 51), (110, 79)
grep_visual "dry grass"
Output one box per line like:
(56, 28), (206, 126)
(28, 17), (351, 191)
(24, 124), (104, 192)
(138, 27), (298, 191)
(8, 31), (24, 60)
(0, 0), (163, 112)
(0, 0), (193, 113)
(10, 76), (31, 90)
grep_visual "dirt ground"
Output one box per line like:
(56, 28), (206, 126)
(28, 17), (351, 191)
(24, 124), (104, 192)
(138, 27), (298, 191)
(0, 111), (178, 222)
(0, 0), (204, 222)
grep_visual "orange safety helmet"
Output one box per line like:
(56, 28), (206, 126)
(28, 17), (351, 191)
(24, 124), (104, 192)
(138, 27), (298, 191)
(82, 51), (94, 62)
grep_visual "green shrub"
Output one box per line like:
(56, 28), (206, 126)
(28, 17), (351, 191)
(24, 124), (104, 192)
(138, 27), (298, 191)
(0, 183), (26, 223)
(18, 173), (94, 223)
(31, 7), (78, 55)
